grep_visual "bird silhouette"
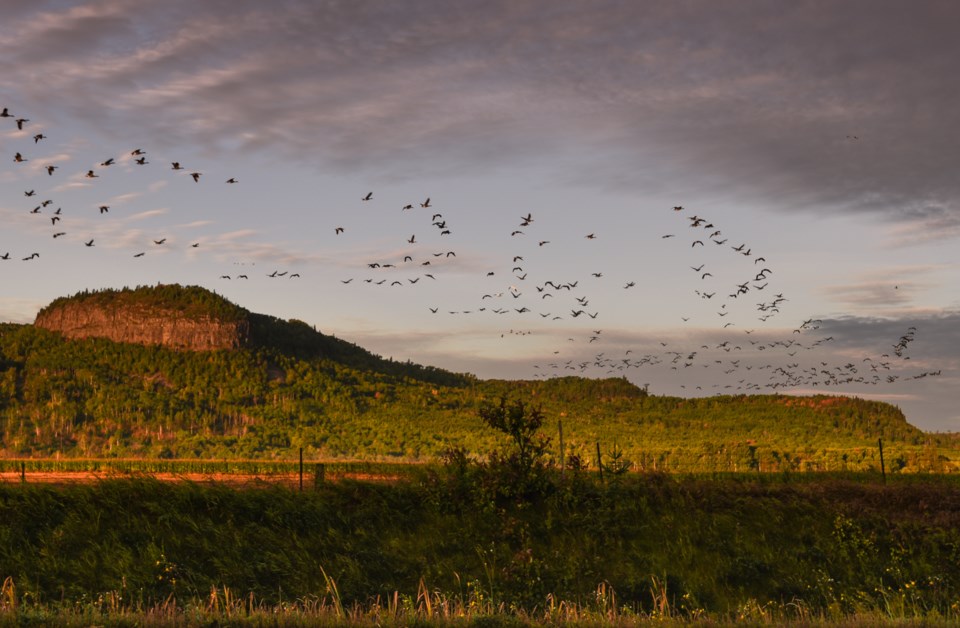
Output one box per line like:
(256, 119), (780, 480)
(33, 134), (46, 143)
(226, 178), (238, 184)
(13, 153), (27, 163)
(85, 239), (94, 247)
(153, 238), (167, 245)
(0, 108), (11, 117)
(100, 158), (115, 166)
(190, 172), (201, 182)
(362, 192), (373, 201)
(46, 165), (57, 175)
(24, 190), (35, 196)
(420, 198), (431, 208)
(171, 162), (183, 170)
(85, 170), (98, 178)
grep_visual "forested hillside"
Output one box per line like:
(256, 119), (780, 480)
(0, 286), (950, 472)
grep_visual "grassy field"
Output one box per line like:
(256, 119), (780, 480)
(2, 469), (960, 625)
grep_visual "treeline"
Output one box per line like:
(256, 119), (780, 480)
(0, 320), (951, 472)
(36, 284), (248, 322)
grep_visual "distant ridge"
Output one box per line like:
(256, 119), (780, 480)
(32, 283), (472, 385)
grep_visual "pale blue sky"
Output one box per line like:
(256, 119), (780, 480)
(1, 0), (957, 429)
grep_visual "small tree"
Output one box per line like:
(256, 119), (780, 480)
(478, 397), (550, 478)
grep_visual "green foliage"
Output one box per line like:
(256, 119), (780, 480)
(3, 475), (960, 620)
(477, 398), (549, 473)
(0, 289), (956, 470)
(37, 284), (248, 322)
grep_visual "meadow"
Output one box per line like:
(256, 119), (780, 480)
(3, 467), (960, 626)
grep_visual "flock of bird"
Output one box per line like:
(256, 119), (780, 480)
(2, 106), (241, 262)
(1, 105), (943, 397)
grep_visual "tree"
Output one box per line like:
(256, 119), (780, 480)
(477, 397), (550, 476)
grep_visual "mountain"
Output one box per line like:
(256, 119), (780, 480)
(0, 285), (947, 471)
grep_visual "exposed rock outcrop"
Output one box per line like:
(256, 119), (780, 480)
(34, 285), (251, 351)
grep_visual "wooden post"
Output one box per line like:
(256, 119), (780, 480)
(558, 419), (565, 479)
(878, 438), (886, 484)
(596, 441), (603, 483)
(299, 448), (304, 492)
(21, 461), (26, 483)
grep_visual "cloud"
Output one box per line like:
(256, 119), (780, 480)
(0, 298), (46, 324)
(127, 208), (168, 221)
(0, 0), (945, 235)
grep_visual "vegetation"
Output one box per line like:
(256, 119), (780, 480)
(3, 473), (960, 624)
(37, 284), (249, 323)
(0, 311), (956, 471)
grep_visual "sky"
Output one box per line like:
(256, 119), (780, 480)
(1, 0), (958, 430)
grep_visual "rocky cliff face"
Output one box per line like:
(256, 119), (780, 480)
(35, 301), (251, 351)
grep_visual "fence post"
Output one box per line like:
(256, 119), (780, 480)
(314, 463), (325, 489)
(299, 448), (304, 492)
(558, 419), (565, 480)
(878, 438), (886, 484)
(596, 441), (603, 483)
(21, 462), (26, 483)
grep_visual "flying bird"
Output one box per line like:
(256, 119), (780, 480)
(85, 170), (98, 178)
(420, 198), (431, 208)
(362, 192), (373, 201)
(226, 178), (238, 184)
(46, 165), (57, 175)
(171, 162), (183, 170)
(85, 239), (94, 247)
(190, 172), (201, 182)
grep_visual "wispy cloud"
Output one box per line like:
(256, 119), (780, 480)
(0, 0), (954, 239)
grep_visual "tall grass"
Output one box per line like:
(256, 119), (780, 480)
(2, 473), (960, 624)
